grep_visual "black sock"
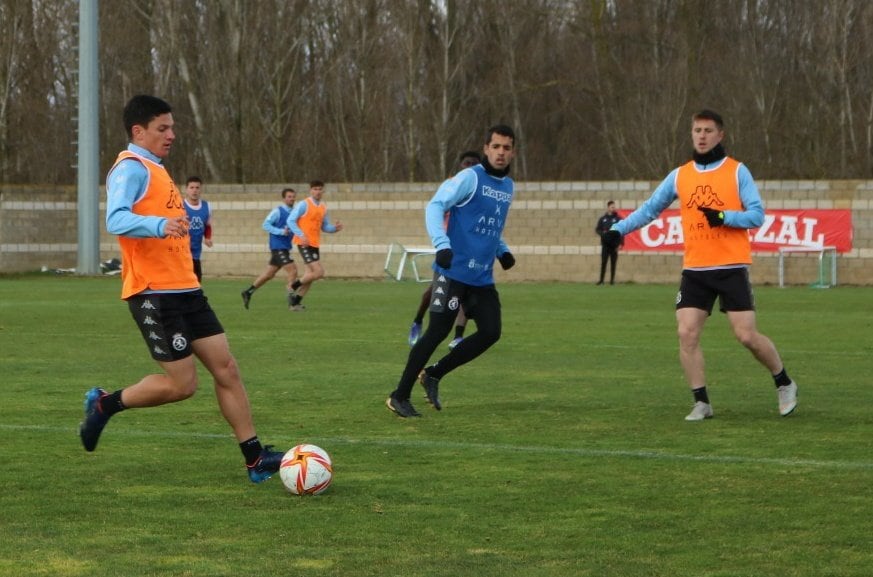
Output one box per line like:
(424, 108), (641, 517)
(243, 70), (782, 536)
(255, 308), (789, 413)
(240, 436), (264, 466)
(245, 285), (256, 294)
(99, 390), (126, 417)
(291, 280), (302, 291)
(692, 387), (710, 404)
(413, 316), (424, 325)
(773, 369), (792, 388)
(290, 295), (302, 306)
(454, 326), (465, 339)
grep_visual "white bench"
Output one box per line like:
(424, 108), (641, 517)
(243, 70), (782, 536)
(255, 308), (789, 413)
(384, 242), (436, 282)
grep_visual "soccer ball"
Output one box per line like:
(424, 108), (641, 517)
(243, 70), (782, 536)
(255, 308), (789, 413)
(279, 444), (333, 495)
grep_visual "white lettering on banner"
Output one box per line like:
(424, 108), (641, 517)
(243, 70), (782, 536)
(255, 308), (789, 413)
(637, 213), (826, 249)
(640, 216), (684, 247)
(753, 215), (825, 248)
(620, 208), (850, 252)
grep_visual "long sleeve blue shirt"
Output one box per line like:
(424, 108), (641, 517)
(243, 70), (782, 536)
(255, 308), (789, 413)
(426, 165), (513, 285)
(105, 144), (170, 238)
(286, 199), (339, 238)
(263, 205), (293, 250)
(426, 168), (510, 257)
(613, 157), (765, 237)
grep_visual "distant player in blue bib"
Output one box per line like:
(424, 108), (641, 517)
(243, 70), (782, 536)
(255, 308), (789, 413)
(183, 176), (212, 281)
(387, 125), (518, 418)
(240, 188), (300, 309)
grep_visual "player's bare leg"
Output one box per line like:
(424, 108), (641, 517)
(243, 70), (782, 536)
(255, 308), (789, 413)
(120, 360), (199, 407)
(727, 310), (782, 372)
(192, 334), (257, 442)
(728, 310), (797, 416)
(677, 307), (713, 420)
(676, 307), (708, 388)
(193, 334), (282, 482)
(282, 262), (299, 294)
(290, 261), (324, 310)
(242, 264), (280, 308)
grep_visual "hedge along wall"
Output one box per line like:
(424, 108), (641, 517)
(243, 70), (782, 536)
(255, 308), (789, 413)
(2, 180), (872, 286)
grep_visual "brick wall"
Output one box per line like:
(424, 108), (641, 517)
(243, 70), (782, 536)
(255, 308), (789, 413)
(3, 180), (872, 285)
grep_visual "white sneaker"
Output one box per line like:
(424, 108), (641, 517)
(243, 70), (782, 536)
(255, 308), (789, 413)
(777, 381), (798, 416)
(684, 401), (713, 421)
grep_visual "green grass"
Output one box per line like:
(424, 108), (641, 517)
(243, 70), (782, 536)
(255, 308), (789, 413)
(1, 275), (872, 577)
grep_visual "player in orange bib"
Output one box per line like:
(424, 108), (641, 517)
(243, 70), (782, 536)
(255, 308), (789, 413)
(78, 95), (284, 484)
(606, 109), (798, 421)
(286, 180), (344, 311)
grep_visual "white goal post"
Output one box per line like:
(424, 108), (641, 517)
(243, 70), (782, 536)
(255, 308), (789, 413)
(777, 246), (837, 288)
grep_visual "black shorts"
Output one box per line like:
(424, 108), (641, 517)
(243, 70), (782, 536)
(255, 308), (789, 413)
(428, 273), (500, 320)
(269, 249), (294, 267)
(127, 290), (224, 362)
(297, 245), (320, 264)
(676, 268), (755, 315)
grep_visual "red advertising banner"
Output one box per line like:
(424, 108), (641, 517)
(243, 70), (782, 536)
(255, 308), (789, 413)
(617, 209), (853, 253)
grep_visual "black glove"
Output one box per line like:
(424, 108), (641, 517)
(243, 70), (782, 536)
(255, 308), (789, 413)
(603, 229), (622, 248)
(698, 206), (725, 228)
(435, 248), (453, 269)
(498, 252), (515, 270)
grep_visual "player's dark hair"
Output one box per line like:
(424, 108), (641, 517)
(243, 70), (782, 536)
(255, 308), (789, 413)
(281, 187), (295, 198)
(123, 95), (172, 138)
(459, 150), (481, 163)
(485, 124), (515, 145)
(458, 151), (481, 168)
(309, 179), (325, 188)
(186, 176), (202, 185)
(692, 109), (724, 130)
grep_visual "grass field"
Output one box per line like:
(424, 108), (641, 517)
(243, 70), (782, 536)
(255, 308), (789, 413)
(0, 274), (871, 577)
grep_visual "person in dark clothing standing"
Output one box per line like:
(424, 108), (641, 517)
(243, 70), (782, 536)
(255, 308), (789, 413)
(595, 200), (622, 285)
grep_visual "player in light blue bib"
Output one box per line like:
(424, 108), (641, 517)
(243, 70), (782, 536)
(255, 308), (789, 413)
(387, 125), (518, 418)
(183, 176), (212, 281)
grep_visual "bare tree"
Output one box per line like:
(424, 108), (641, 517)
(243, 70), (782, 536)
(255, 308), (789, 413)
(246, 1), (310, 180)
(153, 1), (222, 181)
(0, 0), (29, 182)
(4, 0), (873, 184)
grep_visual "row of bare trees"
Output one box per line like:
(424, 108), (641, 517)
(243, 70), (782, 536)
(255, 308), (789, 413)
(2, 0), (873, 185)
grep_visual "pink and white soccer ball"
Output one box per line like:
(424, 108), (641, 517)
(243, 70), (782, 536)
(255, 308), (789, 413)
(279, 444), (333, 495)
